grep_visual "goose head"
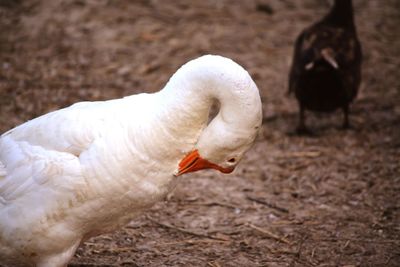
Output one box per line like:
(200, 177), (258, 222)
(176, 120), (260, 176)
(173, 55), (262, 176)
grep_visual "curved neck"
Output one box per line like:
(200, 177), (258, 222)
(157, 55), (261, 152)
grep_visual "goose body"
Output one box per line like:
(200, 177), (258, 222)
(0, 55), (262, 267)
(288, 0), (362, 132)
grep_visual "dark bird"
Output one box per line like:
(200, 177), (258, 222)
(288, 0), (362, 133)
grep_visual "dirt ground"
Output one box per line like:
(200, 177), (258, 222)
(1, 0), (399, 266)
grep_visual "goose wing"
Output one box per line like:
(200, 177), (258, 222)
(0, 100), (115, 205)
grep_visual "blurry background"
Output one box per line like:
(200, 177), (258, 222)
(0, 0), (399, 266)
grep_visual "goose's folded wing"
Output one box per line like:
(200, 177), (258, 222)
(0, 136), (83, 202)
(1, 101), (110, 155)
(0, 101), (113, 204)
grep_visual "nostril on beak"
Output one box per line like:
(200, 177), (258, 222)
(228, 158), (236, 163)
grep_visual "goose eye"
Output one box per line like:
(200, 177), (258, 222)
(228, 158), (236, 163)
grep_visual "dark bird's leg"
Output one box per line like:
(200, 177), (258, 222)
(296, 102), (311, 134)
(342, 104), (350, 129)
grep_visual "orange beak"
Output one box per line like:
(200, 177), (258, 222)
(176, 149), (234, 176)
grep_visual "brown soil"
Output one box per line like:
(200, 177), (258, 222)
(1, 0), (399, 266)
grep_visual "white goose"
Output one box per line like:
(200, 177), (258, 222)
(0, 55), (262, 267)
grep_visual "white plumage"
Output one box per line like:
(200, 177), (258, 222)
(0, 55), (262, 267)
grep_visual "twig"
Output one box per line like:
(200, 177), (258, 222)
(288, 162), (311, 171)
(247, 223), (291, 244)
(147, 216), (228, 241)
(193, 201), (239, 210)
(246, 195), (289, 213)
(312, 237), (400, 244)
(279, 151), (322, 158)
(385, 255), (393, 265)
(295, 236), (306, 258)
(311, 247), (316, 258)
(290, 236), (319, 267)
(154, 238), (229, 247)
(336, 240), (350, 266)
(272, 220), (303, 226)
(207, 261), (222, 267)
(289, 235), (304, 266)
